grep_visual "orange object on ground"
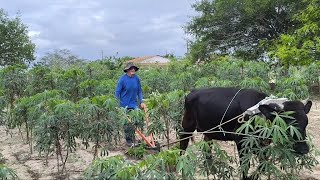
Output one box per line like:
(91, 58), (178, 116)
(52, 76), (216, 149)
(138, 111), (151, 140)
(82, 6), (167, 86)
(135, 129), (155, 147)
(128, 107), (156, 148)
(140, 107), (156, 147)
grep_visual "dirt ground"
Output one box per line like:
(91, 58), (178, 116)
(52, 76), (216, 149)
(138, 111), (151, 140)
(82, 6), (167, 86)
(0, 99), (320, 180)
(0, 126), (120, 180)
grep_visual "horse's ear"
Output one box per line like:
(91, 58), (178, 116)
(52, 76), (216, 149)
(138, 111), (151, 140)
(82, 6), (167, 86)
(304, 100), (312, 114)
(258, 104), (276, 120)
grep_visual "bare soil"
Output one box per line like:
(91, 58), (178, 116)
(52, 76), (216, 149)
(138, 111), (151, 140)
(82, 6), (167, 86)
(0, 127), (124, 180)
(1, 99), (320, 180)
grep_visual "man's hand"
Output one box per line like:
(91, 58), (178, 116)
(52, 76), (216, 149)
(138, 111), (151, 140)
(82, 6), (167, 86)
(140, 103), (147, 110)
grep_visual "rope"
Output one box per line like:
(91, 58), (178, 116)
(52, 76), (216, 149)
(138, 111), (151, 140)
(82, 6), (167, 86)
(159, 89), (245, 148)
(158, 93), (305, 148)
(181, 131), (270, 139)
(219, 89), (242, 135)
(238, 114), (246, 123)
(161, 112), (306, 148)
(160, 113), (246, 148)
(164, 128), (306, 148)
(161, 128), (262, 148)
(181, 113), (245, 135)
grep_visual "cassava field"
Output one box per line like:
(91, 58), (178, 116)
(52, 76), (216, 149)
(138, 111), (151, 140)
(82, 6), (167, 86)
(1, 59), (320, 180)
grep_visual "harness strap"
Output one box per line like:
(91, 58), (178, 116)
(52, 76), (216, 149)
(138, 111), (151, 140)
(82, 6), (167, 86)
(219, 88), (242, 135)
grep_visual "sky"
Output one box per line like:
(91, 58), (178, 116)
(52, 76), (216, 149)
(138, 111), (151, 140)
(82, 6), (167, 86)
(0, 0), (197, 60)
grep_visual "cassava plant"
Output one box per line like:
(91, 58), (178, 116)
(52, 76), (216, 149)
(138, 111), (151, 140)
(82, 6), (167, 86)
(61, 67), (85, 102)
(83, 141), (236, 180)
(275, 77), (309, 100)
(83, 155), (130, 180)
(127, 144), (146, 159)
(214, 60), (244, 83)
(194, 77), (215, 89)
(140, 69), (173, 94)
(170, 71), (195, 92)
(0, 64), (27, 110)
(236, 112), (319, 179)
(0, 153), (18, 180)
(240, 77), (269, 92)
(304, 62), (320, 94)
(79, 64), (100, 98)
(10, 96), (35, 153)
(78, 96), (122, 160)
(272, 66), (309, 99)
(196, 141), (236, 180)
(147, 90), (185, 149)
(25, 65), (54, 96)
(243, 61), (271, 82)
(83, 149), (181, 179)
(79, 79), (99, 98)
(27, 90), (75, 174)
(0, 164), (18, 180)
(35, 98), (78, 174)
(95, 79), (116, 96)
(9, 90), (67, 154)
(0, 89), (7, 125)
(116, 106), (145, 145)
(176, 141), (236, 180)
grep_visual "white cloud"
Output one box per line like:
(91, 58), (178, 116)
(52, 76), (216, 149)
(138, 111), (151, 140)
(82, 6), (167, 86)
(141, 14), (182, 33)
(28, 30), (40, 38)
(0, 0), (197, 59)
(92, 11), (105, 22)
(33, 38), (53, 49)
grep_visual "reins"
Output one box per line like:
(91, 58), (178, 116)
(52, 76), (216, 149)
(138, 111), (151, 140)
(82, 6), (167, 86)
(160, 113), (246, 148)
(219, 88), (243, 134)
(155, 93), (306, 148)
(161, 89), (246, 148)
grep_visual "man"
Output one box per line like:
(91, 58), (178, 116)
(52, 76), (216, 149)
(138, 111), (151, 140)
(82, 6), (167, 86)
(115, 62), (146, 147)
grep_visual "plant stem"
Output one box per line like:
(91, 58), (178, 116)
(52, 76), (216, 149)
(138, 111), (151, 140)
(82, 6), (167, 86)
(93, 122), (100, 160)
(25, 116), (29, 143)
(62, 148), (69, 174)
(30, 128), (33, 154)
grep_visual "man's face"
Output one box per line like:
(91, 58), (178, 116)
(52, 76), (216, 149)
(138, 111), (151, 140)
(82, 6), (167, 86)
(127, 67), (136, 76)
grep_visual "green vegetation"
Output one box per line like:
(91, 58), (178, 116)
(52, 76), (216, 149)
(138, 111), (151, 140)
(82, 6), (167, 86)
(0, 153), (18, 180)
(0, 0), (319, 179)
(0, 9), (35, 66)
(185, 0), (319, 67)
(84, 111), (319, 179)
(0, 56), (318, 179)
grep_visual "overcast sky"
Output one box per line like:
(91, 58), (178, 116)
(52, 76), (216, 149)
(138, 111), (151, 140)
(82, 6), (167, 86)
(1, 0), (197, 60)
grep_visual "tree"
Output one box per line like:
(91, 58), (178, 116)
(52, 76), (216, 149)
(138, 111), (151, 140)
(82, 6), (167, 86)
(185, 0), (306, 61)
(99, 55), (134, 70)
(0, 9), (35, 66)
(270, 0), (320, 67)
(1, 64), (27, 108)
(187, 39), (210, 62)
(39, 49), (84, 69)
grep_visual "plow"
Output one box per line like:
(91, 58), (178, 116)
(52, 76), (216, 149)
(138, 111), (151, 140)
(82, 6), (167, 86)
(127, 107), (161, 151)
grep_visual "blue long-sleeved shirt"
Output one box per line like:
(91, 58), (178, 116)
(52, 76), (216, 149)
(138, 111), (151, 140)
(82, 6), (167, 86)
(115, 74), (143, 109)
